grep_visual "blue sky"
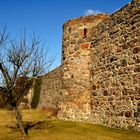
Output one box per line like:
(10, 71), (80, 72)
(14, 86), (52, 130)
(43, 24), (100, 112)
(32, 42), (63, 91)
(0, 0), (131, 70)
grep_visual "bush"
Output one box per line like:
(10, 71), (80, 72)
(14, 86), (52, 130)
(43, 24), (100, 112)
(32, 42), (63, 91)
(0, 94), (6, 108)
(39, 106), (59, 118)
(31, 78), (42, 108)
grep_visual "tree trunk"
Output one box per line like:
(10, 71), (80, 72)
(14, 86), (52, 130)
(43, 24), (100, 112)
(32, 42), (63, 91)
(13, 107), (27, 139)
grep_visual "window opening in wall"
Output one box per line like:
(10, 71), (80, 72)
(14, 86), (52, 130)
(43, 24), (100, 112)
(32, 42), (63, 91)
(69, 27), (71, 33)
(84, 28), (87, 37)
(63, 56), (66, 60)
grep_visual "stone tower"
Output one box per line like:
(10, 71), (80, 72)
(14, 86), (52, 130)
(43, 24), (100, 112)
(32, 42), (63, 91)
(58, 14), (109, 121)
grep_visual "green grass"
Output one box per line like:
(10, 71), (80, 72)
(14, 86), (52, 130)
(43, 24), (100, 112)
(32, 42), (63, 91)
(0, 109), (140, 140)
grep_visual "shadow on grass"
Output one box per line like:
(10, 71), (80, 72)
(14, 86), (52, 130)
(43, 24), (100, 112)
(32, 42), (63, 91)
(6, 120), (53, 134)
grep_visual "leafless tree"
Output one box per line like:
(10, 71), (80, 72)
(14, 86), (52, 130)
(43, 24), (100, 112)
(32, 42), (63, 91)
(0, 26), (53, 138)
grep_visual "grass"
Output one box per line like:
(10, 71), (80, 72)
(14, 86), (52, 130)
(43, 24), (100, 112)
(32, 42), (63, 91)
(0, 109), (140, 140)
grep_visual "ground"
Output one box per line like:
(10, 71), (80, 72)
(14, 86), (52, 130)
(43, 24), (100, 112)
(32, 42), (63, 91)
(0, 109), (140, 140)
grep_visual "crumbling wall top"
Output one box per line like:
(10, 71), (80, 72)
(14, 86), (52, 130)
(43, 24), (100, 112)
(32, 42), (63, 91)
(63, 14), (110, 29)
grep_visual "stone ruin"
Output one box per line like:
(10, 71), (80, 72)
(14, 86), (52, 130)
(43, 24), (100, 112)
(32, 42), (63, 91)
(28, 0), (140, 131)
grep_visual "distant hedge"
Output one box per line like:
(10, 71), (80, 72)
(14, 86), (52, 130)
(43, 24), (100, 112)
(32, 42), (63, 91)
(31, 78), (42, 108)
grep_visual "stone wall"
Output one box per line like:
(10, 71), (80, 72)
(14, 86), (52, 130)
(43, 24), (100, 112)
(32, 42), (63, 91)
(58, 14), (109, 120)
(90, 0), (140, 130)
(26, 0), (140, 131)
(37, 67), (63, 110)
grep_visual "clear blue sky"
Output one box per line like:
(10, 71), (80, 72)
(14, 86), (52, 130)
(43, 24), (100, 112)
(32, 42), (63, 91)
(0, 0), (131, 70)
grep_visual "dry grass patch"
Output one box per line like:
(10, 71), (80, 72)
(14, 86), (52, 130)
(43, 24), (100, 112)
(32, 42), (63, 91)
(0, 109), (140, 140)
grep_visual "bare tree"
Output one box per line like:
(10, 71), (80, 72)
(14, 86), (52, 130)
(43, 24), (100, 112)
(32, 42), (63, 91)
(0, 26), (53, 138)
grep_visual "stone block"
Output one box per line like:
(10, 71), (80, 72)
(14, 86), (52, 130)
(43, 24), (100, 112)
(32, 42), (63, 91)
(80, 43), (90, 49)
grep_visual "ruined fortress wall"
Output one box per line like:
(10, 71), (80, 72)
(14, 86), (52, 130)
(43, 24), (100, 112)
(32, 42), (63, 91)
(58, 14), (109, 120)
(26, 0), (140, 131)
(37, 67), (63, 110)
(90, 0), (140, 130)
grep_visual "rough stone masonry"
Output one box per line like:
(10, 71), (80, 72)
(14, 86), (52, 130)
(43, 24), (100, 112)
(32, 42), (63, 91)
(33, 0), (140, 131)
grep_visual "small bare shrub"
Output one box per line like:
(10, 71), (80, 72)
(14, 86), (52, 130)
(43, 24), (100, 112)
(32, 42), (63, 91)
(40, 106), (58, 118)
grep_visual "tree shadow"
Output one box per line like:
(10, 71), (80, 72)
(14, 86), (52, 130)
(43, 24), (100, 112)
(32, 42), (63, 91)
(6, 120), (54, 134)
